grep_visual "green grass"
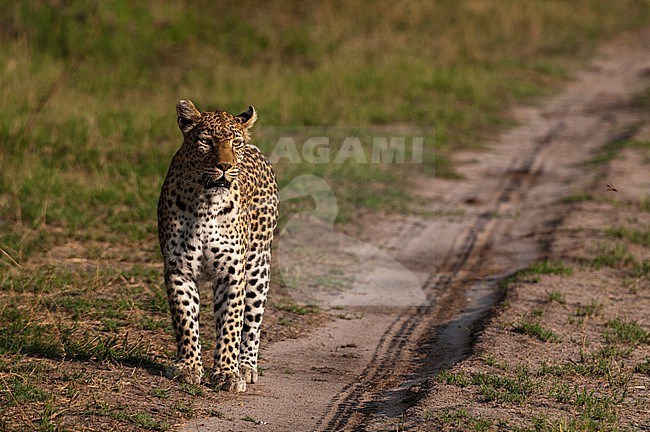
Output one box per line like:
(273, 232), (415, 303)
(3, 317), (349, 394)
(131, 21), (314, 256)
(471, 372), (535, 404)
(525, 260), (573, 277)
(438, 371), (470, 387)
(589, 136), (650, 166)
(631, 260), (650, 278)
(484, 355), (508, 370)
(1, 1), (649, 263)
(550, 385), (620, 423)
(173, 401), (194, 416)
(539, 346), (631, 386)
(150, 388), (171, 399)
(274, 302), (319, 315)
(635, 358), (650, 375)
(512, 321), (560, 343)
(535, 317), (648, 390)
(591, 243), (635, 268)
(546, 290), (566, 304)
(538, 345), (633, 428)
(0, 321), (161, 368)
(529, 416), (621, 432)
(0, 265), (170, 372)
(433, 352), (637, 430)
(438, 370), (535, 404)
(539, 361), (605, 378)
(1, 375), (48, 408)
(575, 299), (603, 317)
(83, 401), (170, 431)
(605, 227), (650, 248)
(604, 318), (649, 345)
(429, 408), (493, 432)
(642, 195), (650, 212)
(502, 259), (573, 287)
(179, 383), (204, 397)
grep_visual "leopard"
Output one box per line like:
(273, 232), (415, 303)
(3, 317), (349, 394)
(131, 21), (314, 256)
(157, 100), (278, 392)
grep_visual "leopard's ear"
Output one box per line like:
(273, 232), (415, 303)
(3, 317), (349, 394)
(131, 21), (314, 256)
(235, 106), (257, 131)
(176, 100), (202, 135)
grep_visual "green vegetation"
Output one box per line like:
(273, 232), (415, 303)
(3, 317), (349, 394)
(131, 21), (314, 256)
(483, 355), (508, 370)
(529, 415), (622, 432)
(550, 385), (620, 423)
(150, 388), (171, 399)
(546, 290), (566, 304)
(83, 401), (170, 431)
(179, 383), (204, 397)
(274, 302), (319, 315)
(1, 375), (48, 407)
(524, 260), (573, 277)
(539, 347), (632, 387)
(0, 266), (167, 368)
(437, 370), (470, 387)
(604, 318), (649, 345)
(438, 370), (535, 403)
(428, 90), (650, 431)
(434, 313), (647, 430)
(512, 320), (560, 343)
(575, 299), (603, 317)
(591, 242), (635, 268)
(642, 196), (650, 212)
(635, 259), (650, 273)
(2, 1), (649, 264)
(472, 371), (535, 403)
(173, 401), (194, 416)
(501, 259), (573, 288)
(428, 408), (494, 432)
(605, 226), (650, 248)
(589, 136), (650, 166)
(635, 358), (650, 375)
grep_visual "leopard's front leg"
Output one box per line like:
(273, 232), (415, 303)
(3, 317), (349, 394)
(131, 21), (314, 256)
(211, 267), (247, 392)
(239, 249), (272, 384)
(164, 268), (203, 385)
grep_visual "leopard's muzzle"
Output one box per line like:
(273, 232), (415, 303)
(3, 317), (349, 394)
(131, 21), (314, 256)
(201, 163), (236, 189)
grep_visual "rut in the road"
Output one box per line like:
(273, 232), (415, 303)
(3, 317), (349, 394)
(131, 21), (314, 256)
(317, 118), (568, 431)
(317, 47), (649, 430)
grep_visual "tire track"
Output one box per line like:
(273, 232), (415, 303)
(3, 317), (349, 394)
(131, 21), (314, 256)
(318, 39), (649, 425)
(317, 119), (567, 431)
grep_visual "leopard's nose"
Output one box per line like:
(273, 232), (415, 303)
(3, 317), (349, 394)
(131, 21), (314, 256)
(216, 162), (232, 172)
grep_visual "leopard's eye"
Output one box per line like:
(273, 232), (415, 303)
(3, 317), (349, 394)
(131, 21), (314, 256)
(232, 137), (245, 150)
(197, 136), (212, 148)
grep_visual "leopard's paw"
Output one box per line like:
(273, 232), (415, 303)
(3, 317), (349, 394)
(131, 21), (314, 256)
(240, 364), (259, 384)
(166, 362), (204, 386)
(211, 370), (246, 392)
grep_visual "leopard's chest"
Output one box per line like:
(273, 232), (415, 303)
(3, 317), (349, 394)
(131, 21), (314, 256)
(174, 191), (246, 274)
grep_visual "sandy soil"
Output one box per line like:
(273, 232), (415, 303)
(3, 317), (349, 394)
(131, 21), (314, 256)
(181, 32), (650, 432)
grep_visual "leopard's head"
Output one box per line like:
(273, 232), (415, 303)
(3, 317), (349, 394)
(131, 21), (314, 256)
(176, 100), (257, 189)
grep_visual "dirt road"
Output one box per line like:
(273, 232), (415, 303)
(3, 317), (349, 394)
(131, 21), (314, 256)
(183, 33), (650, 432)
